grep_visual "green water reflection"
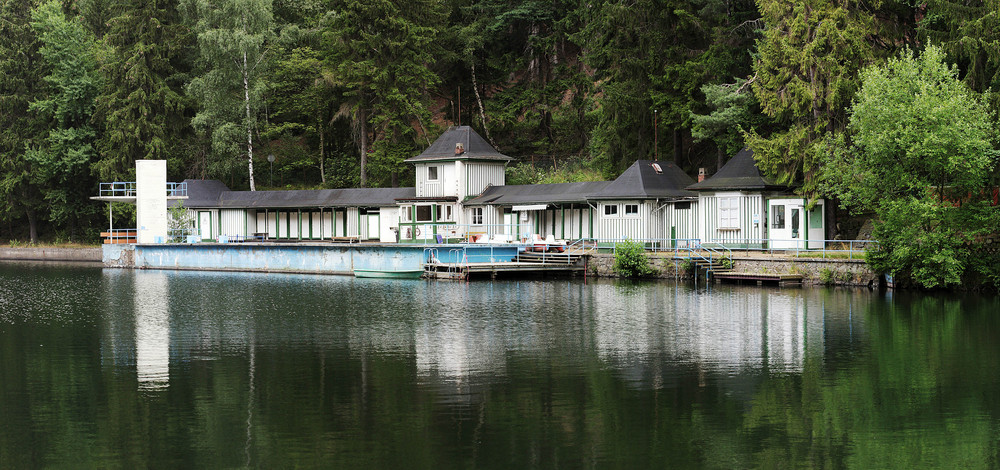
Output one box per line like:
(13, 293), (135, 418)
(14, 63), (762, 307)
(0, 262), (997, 468)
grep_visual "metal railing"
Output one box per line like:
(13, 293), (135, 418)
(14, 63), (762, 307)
(102, 228), (137, 244)
(98, 181), (188, 198)
(708, 238), (876, 259)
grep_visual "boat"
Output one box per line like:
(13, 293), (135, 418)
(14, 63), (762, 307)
(353, 269), (424, 279)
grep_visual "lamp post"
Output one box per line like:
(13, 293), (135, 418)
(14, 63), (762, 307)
(267, 154), (275, 187)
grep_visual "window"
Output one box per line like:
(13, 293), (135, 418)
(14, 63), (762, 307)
(651, 162), (662, 174)
(604, 204), (618, 216)
(771, 205), (785, 229)
(416, 205), (433, 222)
(790, 208), (800, 238)
(434, 204), (453, 222)
(675, 201), (691, 210)
(427, 166), (438, 181)
(624, 204), (639, 215)
(471, 207), (483, 225)
(718, 197), (739, 229)
(400, 205), (412, 222)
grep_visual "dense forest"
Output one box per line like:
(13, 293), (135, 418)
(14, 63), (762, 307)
(1, 0), (999, 286)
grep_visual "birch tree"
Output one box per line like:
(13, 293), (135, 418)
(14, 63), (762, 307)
(184, 0), (273, 191)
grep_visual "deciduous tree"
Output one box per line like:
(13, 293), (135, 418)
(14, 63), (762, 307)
(827, 45), (999, 288)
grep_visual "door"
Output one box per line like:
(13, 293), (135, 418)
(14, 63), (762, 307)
(198, 211), (213, 241)
(367, 213), (380, 240)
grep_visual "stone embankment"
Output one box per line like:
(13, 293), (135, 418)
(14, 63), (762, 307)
(0, 246), (102, 262)
(588, 252), (879, 287)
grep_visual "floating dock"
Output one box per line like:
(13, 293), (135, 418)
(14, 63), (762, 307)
(424, 251), (587, 280)
(713, 272), (804, 286)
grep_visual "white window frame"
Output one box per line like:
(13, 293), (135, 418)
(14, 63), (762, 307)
(604, 204), (618, 216)
(624, 204), (639, 216)
(427, 166), (439, 181)
(400, 205), (412, 222)
(718, 197), (740, 229)
(471, 207), (483, 225)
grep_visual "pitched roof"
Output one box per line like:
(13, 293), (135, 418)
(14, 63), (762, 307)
(589, 160), (697, 199)
(180, 179), (231, 207)
(174, 179), (414, 208)
(686, 147), (787, 191)
(405, 126), (512, 163)
(464, 181), (611, 206)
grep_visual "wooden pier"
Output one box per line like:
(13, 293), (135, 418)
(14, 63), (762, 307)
(712, 272), (804, 286)
(424, 251), (587, 280)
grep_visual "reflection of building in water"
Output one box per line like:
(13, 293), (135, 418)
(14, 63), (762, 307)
(413, 311), (508, 391)
(593, 285), (827, 377)
(135, 271), (171, 390)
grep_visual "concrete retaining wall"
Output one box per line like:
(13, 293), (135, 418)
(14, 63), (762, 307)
(103, 243), (519, 275)
(588, 253), (879, 287)
(0, 247), (102, 262)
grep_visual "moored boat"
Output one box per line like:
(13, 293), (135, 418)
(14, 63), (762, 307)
(353, 269), (424, 279)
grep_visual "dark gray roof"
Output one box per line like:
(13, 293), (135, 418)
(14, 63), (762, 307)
(464, 181), (611, 206)
(589, 160), (696, 199)
(405, 126), (512, 163)
(687, 147), (787, 191)
(174, 179), (230, 208)
(173, 179), (414, 208)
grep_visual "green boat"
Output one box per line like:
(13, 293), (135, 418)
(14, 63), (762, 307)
(353, 269), (424, 279)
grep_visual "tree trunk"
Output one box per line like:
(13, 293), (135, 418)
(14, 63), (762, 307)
(471, 63), (495, 147)
(319, 119), (326, 184)
(26, 207), (38, 244)
(359, 106), (368, 188)
(244, 51), (256, 191)
(673, 129), (682, 164)
(826, 197), (838, 241)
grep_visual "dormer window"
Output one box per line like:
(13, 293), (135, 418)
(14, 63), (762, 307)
(427, 166), (438, 181)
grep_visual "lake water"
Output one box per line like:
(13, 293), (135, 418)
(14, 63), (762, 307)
(1, 262), (998, 468)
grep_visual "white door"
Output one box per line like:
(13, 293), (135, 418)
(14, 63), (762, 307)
(198, 211), (213, 241)
(367, 213), (379, 240)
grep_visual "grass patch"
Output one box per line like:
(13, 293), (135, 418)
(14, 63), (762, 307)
(794, 251), (866, 260)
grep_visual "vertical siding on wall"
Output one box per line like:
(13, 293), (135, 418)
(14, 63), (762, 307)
(347, 208), (360, 238)
(698, 193), (765, 247)
(220, 210), (246, 237)
(669, 202), (698, 242)
(597, 201), (651, 241)
(464, 163), (505, 199)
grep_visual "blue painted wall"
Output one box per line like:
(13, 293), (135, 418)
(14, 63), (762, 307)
(103, 243), (520, 275)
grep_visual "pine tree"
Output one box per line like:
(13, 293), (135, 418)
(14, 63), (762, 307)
(324, 0), (445, 187)
(748, 0), (878, 194)
(0, 0), (46, 242)
(93, 0), (190, 181)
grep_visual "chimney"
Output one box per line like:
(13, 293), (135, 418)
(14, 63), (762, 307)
(698, 167), (706, 182)
(455, 143), (465, 155)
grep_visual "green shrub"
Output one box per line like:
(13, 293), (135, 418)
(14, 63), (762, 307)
(614, 239), (656, 278)
(820, 268), (835, 285)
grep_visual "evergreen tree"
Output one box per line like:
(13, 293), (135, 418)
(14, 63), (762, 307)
(0, 0), (46, 242)
(748, 0), (878, 194)
(324, 0), (445, 187)
(93, 0), (190, 181)
(28, 0), (102, 235)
